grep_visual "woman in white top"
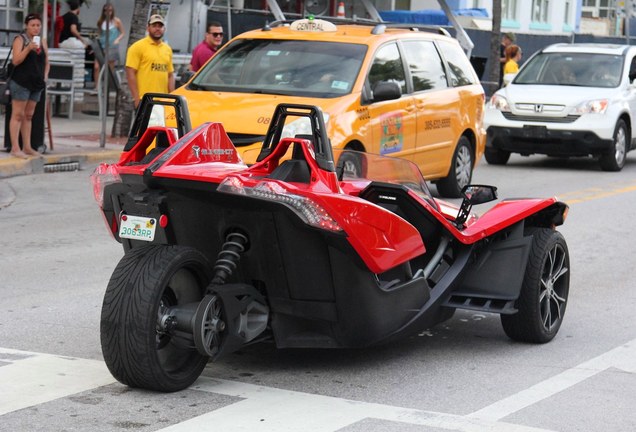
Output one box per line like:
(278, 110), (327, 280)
(93, 3), (125, 83)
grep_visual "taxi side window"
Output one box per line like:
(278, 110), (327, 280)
(368, 43), (407, 94)
(436, 40), (477, 87)
(402, 40), (448, 91)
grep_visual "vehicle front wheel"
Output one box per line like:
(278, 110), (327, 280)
(436, 136), (473, 198)
(599, 119), (628, 171)
(100, 245), (212, 392)
(501, 228), (570, 343)
(337, 150), (367, 179)
(484, 146), (510, 165)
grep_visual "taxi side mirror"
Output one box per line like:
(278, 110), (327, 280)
(372, 81), (401, 102)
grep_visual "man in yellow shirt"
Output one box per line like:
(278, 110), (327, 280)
(125, 14), (174, 108)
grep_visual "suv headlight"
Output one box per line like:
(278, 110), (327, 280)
(489, 94), (510, 112)
(281, 113), (330, 139)
(573, 99), (609, 115)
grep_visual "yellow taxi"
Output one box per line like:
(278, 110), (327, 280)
(172, 18), (486, 197)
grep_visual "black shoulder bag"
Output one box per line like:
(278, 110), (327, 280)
(0, 34), (31, 105)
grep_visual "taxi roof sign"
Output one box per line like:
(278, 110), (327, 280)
(290, 18), (337, 32)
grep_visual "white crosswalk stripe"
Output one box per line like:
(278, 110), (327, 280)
(9, 340), (636, 431)
(0, 347), (115, 416)
(157, 378), (555, 432)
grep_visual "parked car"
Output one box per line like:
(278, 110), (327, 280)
(484, 43), (636, 171)
(171, 18), (486, 197)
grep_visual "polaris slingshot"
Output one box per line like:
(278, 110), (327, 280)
(91, 95), (570, 392)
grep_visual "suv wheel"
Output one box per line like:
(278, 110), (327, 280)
(484, 146), (510, 165)
(436, 136), (473, 198)
(599, 119), (628, 171)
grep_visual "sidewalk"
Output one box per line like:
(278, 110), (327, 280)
(0, 110), (125, 179)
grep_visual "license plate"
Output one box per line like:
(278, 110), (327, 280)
(522, 125), (547, 138)
(119, 215), (157, 242)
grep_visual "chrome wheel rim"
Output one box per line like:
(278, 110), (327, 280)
(614, 126), (627, 166)
(539, 243), (569, 331)
(455, 145), (472, 189)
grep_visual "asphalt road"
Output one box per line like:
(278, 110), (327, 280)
(0, 154), (635, 432)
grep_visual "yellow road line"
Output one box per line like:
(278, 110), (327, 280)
(558, 182), (636, 204)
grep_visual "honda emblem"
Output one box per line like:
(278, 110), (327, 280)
(534, 104), (544, 113)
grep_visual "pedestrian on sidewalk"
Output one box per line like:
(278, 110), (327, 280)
(8, 13), (49, 159)
(125, 14), (174, 108)
(93, 3), (125, 83)
(58, 0), (89, 48)
(499, 32), (515, 87)
(189, 21), (223, 72)
(503, 44), (522, 76)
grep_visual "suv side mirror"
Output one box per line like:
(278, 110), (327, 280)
(372, 81), (401, 102)
(503, 73), (516, 86)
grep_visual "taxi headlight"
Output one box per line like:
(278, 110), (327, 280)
(573, 99), (609, 115)
(489, 94), (511, 112)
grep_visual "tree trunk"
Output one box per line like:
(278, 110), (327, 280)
(487, 0), (502, 97)
(112, 0), (152, 137)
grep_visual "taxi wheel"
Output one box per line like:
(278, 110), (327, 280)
(100, 245), (212, 392)
(338, 151), (367, 179)
(436, 136), (473, 198)
(599, 119), (627, 171)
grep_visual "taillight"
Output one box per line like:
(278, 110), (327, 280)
(218, 176), (342, 232)
(90, 164), (121, 208)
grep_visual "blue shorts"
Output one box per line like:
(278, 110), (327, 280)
(9, 80), (43, 102)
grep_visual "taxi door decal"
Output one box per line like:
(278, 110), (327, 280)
(379, 112), (403, 155)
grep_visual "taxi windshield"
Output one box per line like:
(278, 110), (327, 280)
(190, 39), (367, 97)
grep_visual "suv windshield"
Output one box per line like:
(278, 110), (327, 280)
(514, 52), (624, 88)
(190, 39), (367, 97)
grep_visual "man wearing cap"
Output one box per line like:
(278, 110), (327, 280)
(125, 14), (175, 108)
(499, 32), (515, 87)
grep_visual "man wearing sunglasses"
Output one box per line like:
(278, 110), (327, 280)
(190, 22), (224, 72)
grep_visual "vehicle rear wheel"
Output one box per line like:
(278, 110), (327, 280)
(100, 245), (212, 392)
(436, 136), (473, 198)
(484, 146), (510, 165)
(501, 228), (570, 343)
(599, 119), (627, 171)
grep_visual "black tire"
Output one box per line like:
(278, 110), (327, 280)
(501, 228), (570, 343)
(436, 136), (474, 198)
(484, 146), (510, 165)
(337, 151), (367, 179)
(599, 119), (628, 171)
(100, 245), (212, 392)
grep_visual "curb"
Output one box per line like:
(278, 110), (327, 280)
(0, 149), (122, 179)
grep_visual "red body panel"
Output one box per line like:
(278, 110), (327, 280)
(107, 122), (559, 274)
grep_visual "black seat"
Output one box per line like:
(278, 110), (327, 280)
(268, 141), (311, 183)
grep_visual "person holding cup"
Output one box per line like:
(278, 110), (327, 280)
(8, 13), (49, 158)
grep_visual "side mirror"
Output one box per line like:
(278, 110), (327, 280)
(372, 81), (401, 102)
(455, 185), (498, 228)
(503, 73), (517, 86)
(463, 184), (498, 205)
